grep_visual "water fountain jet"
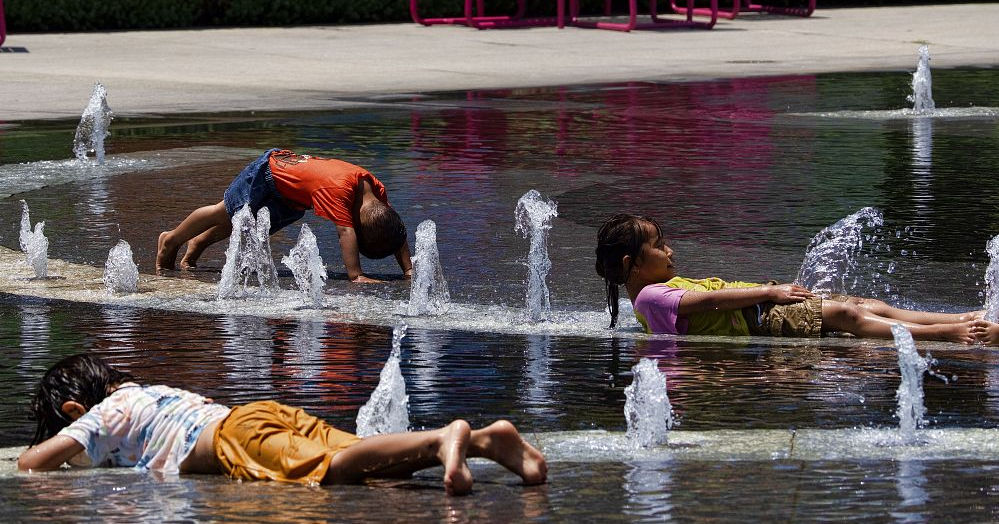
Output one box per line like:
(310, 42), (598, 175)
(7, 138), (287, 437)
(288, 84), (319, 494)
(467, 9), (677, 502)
(983, 234), (999, 323)
(407, 219), (450, 316)
(356, 323), (411, 437)
(624, 358), (673, 448)
(103, 240), (139, 294)
(515, 190), (557, 322)
(218, 204), (279, 299)
(891, 324), (931, 444)
(73, 82), (113, 165)
(907, 45), (935, 114)
(795, 207), (883, 296)
(281, 223), (327, 308)
(18, 200), (48, 279)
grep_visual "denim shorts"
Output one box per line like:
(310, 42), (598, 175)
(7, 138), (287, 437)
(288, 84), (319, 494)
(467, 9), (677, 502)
(223, 148), (306, 234)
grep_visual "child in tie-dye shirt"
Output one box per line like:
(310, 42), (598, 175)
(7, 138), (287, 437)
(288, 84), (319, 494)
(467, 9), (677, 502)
(19, 354), (547, 496)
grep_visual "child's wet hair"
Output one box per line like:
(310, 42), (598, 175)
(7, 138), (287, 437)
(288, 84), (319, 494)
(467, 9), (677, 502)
(356, 200), (407, 259)
(29, 353), (134, 445)
(595, 214), (663, 328)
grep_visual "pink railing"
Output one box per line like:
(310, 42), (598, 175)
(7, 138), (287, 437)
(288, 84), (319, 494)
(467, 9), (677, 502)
(410, 0), (565, 29)
(568, 0), (717, 31)
(1, 0), (7, 47)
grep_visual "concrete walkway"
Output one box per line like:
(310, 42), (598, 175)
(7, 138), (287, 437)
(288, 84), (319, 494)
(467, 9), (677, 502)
(1, 4), (998, 121)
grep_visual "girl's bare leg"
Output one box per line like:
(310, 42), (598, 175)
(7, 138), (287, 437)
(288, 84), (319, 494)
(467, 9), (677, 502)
(823, 301), (979, 344)
(325, 420), (474, 495)
(844, 296), (983, 325)
(157, 201), (230, 270)
(971, 321), (999, 346)
(467, 420), (547, 485)
(179, 224), (232, 269)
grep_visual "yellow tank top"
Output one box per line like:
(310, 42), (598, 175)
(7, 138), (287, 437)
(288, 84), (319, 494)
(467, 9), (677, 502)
(664, 276), (761, 336)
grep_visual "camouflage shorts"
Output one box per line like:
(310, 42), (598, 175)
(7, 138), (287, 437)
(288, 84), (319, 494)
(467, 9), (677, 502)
(744, 294), (849, 338)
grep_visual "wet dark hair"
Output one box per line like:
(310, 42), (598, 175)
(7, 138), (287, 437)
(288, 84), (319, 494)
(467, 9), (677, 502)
(29, 353), (134, 445)
(595, 214), (663, 328)
(356, 200), (407, 259)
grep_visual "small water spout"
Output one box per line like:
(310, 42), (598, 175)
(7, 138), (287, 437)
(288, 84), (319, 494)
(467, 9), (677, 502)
(103, 240), (139, 294)
(907, 45), (935, 114)
(624, 358), (673, 448)
(407, 219), (450, 316)
(795, 207), (883, 296)
(891, 324), (930, 444)
(18, 200), (48, 279)
(355, 323), (411, 437)
(281, 223), (327, 308)
(73, 82), (114, 165)
(515, 189), (558, 322)
(983, 234), (999, 323)
(218, 204), (279, 299)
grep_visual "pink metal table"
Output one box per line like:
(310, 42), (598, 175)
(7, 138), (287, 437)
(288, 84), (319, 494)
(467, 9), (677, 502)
(671, 0), (814, 20)
(568, 0), (718, 31)
(411, 0), (566, 29)
(0, 0), (7, 47)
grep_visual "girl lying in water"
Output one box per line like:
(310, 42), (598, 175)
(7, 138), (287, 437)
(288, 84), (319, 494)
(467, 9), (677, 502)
(595, 214), (995, 344)
(18, 354), (547, 496)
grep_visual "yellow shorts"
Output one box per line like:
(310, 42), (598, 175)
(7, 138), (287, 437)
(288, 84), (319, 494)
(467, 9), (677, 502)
(214, 400), (361, 485)
(745, 294), (849, 338)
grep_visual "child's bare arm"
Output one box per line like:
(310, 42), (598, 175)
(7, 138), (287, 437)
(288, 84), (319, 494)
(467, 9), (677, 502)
(677, 284), (813, 315)
(395, 242), (413, 279)
(335, 225), (382, 283)
(18, 436), (85, 472)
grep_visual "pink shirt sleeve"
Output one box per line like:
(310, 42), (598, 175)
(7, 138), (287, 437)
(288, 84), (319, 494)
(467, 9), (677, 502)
(633, 284), (688, 335)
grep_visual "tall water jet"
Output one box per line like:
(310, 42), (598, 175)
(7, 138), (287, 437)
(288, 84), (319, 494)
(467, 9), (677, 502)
(407, 219), (450, 316)
(795, 207), (883, 296)
(983, 234), (999, 322)
(891, 324), (930, 444)
(515, 189), (558, 322)
(218, 204), (279, 299)
(18, 200), (48, 279)
(907, 45), (935, 114)
(73, 82), (114, 165)
(624, 358), (673, 448)
(103, 240), (139, 294)
(355, 323), (411, 437)
(281, 223), (327, 308)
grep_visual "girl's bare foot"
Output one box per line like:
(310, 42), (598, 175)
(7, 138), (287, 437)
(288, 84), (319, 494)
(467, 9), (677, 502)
(156, 232), (178, 271)
(438, 420), (473, 496)
(936, 320), (979, 344)
(971, 320), (999, 346)
(471, 420), (547, 485)
(178, 257), (197, 270)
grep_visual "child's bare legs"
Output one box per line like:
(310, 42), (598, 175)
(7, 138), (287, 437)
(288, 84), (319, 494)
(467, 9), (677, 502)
(971, 321), (999, 346)
(325, 420), (474, 495)
(467, 420), (547, 486)
(843, 296), (983, 325)
(823, 300), (979, 344)
(156, 201), (230, 270)
(179, 224), (232, 269)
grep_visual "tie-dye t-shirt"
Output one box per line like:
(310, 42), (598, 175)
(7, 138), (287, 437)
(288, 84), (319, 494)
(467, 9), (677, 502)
(57, 383), (230, 474)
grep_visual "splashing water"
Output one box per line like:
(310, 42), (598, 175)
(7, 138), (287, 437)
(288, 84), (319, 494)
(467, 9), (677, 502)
(624, 358), (673, 448)
(280, 224), (327, 308)
(407, 220), (450, 316)
(983, 235), (999, 323)
(103, 240), (139, 294)
(891, 324), (930, 444)
(218, 204), (279, 299)
(515, 190), (558, 322)
(795, 207), (884, 296)
(907, 45), (935, 114)
(356, 323), (411, 437)
(18, 200), (48, 278)
(73, 82), (114, 164)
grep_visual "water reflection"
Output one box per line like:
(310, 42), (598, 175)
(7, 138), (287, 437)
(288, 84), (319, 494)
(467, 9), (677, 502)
(893, 460), (929, 522)
(623, 460), (673, 521)
(220, 315), (275, 399)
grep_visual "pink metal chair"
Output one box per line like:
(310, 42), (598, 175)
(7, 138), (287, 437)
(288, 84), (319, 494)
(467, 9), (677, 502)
(568, 0), (717, 31)
(0, 0), (7, 47)
(411, 1), (565, 29)
(671, 0), (814, 20)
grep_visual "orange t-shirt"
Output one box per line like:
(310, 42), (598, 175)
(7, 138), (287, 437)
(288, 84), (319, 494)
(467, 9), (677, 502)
(267, 150), (388, 228)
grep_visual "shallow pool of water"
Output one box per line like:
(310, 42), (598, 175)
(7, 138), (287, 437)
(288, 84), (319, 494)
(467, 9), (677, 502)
(2, 68), (999, 520)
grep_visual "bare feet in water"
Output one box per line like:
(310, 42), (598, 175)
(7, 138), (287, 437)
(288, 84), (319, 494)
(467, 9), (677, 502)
(156, 232), (177, 271)
(971, 319), (999, 345)
(471, 420), (548, 486)
(438, 420), (474, 496)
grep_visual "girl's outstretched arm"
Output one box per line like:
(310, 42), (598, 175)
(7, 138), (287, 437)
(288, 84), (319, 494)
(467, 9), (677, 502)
(18, 436), (84, 472)
(677, 284), (813, 315)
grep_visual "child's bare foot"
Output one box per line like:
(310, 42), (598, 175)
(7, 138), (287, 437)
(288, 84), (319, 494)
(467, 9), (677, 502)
(470, 420), (548, 485)
(156, 232), (178, 271)
(178, 256), (197, 270)
(438, 420), (473, 496)
(971, 320), (999, 346)
(959, 310), (986, 322)
(936, 320), (980, 344)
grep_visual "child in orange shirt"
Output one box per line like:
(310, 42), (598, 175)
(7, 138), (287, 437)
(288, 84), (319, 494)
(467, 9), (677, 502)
(157, 149), (412, 283)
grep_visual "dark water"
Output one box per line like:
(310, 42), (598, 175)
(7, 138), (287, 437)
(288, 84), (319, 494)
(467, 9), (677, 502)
(2, 68), (999, 520)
